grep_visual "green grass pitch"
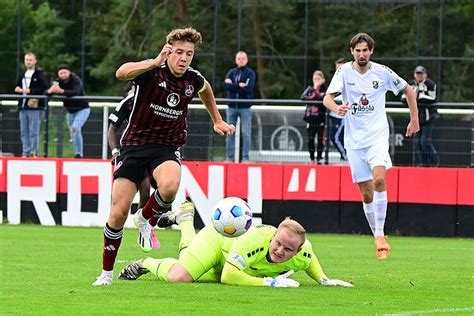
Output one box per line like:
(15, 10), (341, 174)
(0, 225), (472, 315)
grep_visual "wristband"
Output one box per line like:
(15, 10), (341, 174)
(111, 148), (119, 155)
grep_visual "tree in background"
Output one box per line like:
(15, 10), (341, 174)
(0, 0), (74, 88)
(1, 0), (473, 101)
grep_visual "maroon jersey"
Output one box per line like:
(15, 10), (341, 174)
(120, 62), (205, 147)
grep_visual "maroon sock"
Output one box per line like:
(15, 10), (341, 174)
(141, 190), (172, 226)
(102, 223), (123, 271)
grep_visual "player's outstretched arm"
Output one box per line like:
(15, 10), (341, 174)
(305, 254), (353, 287)
(116, 44), (172, 81)
(403, 85), (420, 137)
(198, 80), (235, 136)
(318, 275), (353, 287)
(221, 262), (299, 287)
(221, 261), (265, 286)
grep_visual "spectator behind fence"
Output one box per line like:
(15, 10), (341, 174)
(301, 70), (327, 165)
(401, 65), (439, 167)
(47, 64), (90, 158)
(14, 52), (48, 157)
(328, 58), (348, 163)
(223, 51), (256, 162)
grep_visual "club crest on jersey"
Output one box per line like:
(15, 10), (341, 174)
(167, 93), (180, 107)
(372, 81), (379, 89)
(185, 85), (194, 97)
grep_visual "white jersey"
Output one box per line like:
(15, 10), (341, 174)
(326, 61), (407, 149)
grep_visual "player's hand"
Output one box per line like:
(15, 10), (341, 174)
(110, 153), (119, 165)
(318, 276), (353, 287)
(214, 120), (235, 136)
(405, 119), (420, 137)
(337, 102), (350, 117)
(263, 270), (300, 288)
(154, 44), (173, 66)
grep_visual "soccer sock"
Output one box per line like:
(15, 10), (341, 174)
(142, 258), (178, 281)
(178, 220), (196, 254)
(363, 202), (376, 236)
(374, 191), (388, 237)
(141, 190), (173, 226)
(102, 222), (123, 271)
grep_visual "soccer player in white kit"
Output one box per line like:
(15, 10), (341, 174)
(323, 33), (419, 259)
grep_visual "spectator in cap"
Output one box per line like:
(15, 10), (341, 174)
(47, 64), (90, 158)
(401, 65), (440, 167)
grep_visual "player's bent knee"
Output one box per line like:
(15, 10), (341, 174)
(373, 177), (386, 190)
(166, 263), (194, 283)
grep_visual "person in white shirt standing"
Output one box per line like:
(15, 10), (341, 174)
(14, 52), (48, 157)
(323, 33), (419, 260)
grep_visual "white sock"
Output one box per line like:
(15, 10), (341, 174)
(138, 209), (147, 222)
(374, 191), (388, 237)
(101, 270), (113, 278)
(363, 202), (376, 236)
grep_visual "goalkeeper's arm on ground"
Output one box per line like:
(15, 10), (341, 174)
(306, 255), (353, 287)
(221, 262), (299, 288)
(221, 260), (264, 286)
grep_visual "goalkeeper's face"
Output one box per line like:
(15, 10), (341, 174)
(268, 229), (303, 263)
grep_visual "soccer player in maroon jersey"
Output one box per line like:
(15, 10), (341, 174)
(93, 27), (235, 286)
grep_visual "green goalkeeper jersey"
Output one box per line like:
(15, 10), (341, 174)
(221, 224), (325, 286)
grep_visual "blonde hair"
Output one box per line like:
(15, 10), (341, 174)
(313, 70), (325, 80)
(166, 27), (202, 48)
(277, 217), (306, 247)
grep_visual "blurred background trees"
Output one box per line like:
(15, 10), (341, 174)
(1, 0), (473, 101)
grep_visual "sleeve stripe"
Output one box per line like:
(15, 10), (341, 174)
(225, 260), (242, 270)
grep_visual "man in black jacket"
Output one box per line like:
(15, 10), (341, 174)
(47, 64), (90, 158)
(14, 52), (48, 157)
(223, 51), (256, 162)
(402, 65), (439, 166)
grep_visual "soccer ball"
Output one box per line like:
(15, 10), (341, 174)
(211, 197), (253, 237)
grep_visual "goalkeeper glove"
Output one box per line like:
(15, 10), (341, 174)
(263, 270), (300, 288)
(318, 275), (353, 287)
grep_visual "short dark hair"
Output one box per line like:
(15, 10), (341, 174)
(57, 64), (70, 72)
(335, 57), (346, 64)
(350, 33), (375, 50)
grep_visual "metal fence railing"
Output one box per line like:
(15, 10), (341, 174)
(1, 95), (473, 167)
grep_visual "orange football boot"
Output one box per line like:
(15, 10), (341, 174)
(375, 236), (391, 260)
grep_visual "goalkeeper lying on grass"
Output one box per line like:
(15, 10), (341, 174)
(118, 202), (353, 288)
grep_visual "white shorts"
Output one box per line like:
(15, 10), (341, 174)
(346, 141), (392, 183)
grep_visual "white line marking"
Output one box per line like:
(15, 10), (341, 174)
(380, 306), (474, 316)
